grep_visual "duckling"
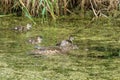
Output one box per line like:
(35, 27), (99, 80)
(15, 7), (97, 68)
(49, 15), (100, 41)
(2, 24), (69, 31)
(56, 36), (74, 47)
(56, 36), (78, 52)
(28, 36), (43, 44)
(13, 23), (32, 32)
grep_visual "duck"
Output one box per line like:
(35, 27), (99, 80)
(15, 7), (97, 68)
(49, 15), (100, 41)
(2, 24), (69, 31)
(28, 36), (43, 44)
(28, 36), (78, 55)
(30, 46), (62, 55)
(30, 45), (78, 55)
(56, 36), (74, 47)
(13, 23), (32, 32)
(56, 36), (78, 52)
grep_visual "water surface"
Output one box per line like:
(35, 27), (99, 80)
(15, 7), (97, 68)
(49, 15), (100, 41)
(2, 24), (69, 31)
(0, 17), (120, 80)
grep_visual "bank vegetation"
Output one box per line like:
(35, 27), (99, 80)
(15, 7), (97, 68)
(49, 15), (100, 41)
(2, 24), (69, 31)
(0, 0), (120, 19)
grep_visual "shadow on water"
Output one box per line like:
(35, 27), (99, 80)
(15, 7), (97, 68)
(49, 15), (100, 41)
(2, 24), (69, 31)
(89, 46), (120, 58)
(68, 47), (120, 60)
(68, 38), (120, 59)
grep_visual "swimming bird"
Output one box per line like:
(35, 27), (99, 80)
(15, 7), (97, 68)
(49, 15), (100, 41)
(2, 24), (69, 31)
(30, 45), (78, 55)
(30, 46), (62, 55)
(28, 36), (78, 55)
(56, 36), (74, 47)
(56, 36), (78, 52)
(13, 23), (32, 32)
(28, 36), (43, 44)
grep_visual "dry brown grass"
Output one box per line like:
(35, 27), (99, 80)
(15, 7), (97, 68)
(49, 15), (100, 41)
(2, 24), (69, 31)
(0, 0), (119, 18)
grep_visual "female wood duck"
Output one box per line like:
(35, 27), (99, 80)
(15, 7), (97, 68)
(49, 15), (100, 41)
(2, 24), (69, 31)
(28, 36), (78, 55)
(30, 45), (78, 55)
(14, 23), (32, 32)
(28, 36), (43, 44)
(30, 46), (62, 55)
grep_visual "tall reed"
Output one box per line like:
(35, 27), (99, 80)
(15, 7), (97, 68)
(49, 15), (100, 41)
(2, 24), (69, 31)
(0, 0), (119, 19)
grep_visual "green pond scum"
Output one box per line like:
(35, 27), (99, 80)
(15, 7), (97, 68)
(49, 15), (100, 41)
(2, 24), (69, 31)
(0, 16), (120, 80)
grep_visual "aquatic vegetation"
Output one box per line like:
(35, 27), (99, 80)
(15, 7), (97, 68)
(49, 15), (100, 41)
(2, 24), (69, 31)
(0, 17), (120, 80)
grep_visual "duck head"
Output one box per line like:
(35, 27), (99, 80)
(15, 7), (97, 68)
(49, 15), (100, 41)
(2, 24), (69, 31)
(36, 36), (43, 43)
(28, 36), (43, 44)
(26, 23), (32, 30)
(69, 36), (74, 42)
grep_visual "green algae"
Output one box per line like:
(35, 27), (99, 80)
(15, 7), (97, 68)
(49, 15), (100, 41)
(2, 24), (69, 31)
(0, 16), (120, 80)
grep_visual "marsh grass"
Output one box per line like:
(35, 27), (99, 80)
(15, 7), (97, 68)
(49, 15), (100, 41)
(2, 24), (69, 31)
(0, 0), (120, 20)
(0, 17), (120, 80)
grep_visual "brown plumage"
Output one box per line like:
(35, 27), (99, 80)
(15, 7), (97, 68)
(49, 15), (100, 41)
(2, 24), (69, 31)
(28, 36), (43, 44)
(56, 36), (74, 47)
(29, 44), (78, 55)
(29, 36), (78, 55)
(30, 46), (62, 55)
(13, 23), (32, 32)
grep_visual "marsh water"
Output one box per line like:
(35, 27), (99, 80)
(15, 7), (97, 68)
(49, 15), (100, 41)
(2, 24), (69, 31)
(0, 17), (120, 80)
